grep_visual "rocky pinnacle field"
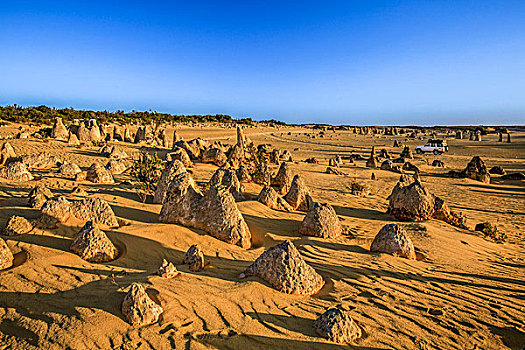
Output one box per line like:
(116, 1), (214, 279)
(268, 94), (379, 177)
(0, 121), (524, 350)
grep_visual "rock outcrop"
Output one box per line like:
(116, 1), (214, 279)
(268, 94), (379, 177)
(313, 308), (361, 343)
(299, 203), (342, 239)
(167, 147), (193, 168)
(283, 175), (314, 211)
(153, 160), (186, 204)
(326, 166), (347, 175)
(489, 166), (505, 175)
(2, 215), (33, 236)
(400, 146), (413, 159)
(239, 240), (324, 295)
(370, 224), (416, 259)
(21, 153), (61, 169)
(387, 178), (466, 228)
(201, 147), (228, 167)
(59, 162), (82, 177)
(208, 168), (244, 201)
(159, 171), (251, 248)
(0, 142), (16, 165)
(28, 185), (53, 208)
(257, 186), (293, 212)
(157, 259), (179, 278)
(70, 221), (119, 262)
(41, 196), (119, 227)
(51, 117), (68, 140)
(183, 244), (206, 272)
(86, 163), (114, 183)
(0, 161), (34, 181)
(68, 131), (80, 146)
(122, 283), (163, 326)
(0, 238), (14, 270)
(105, 159), (129, 175)
(460, 156), (490, 183)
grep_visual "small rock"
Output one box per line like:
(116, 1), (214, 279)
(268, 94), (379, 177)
(370, 224), (416, 260)
(0, 238), (14, 270)
(299, 203), (342, 239)
(2, 215), (33, 236)
(121, 283), (163, 326)
(183, 244), (206, 272)
(70, 221), (119, 262)
(157, 259), (180, 278)
(313, 308), (361, 343)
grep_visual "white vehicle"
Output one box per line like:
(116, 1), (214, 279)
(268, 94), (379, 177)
(415, 139), (448, 155)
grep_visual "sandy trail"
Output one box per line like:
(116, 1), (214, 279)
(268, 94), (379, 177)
(0, 124), (524, 349)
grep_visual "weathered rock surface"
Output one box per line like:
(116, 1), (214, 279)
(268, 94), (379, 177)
(402, 162), (420, 173)
(121, 283), (163, 326)
(167, 147), (193, 168)
(51, 117), (68, 140)
(299, 203), (342, 239)
(239, 240), (324, 295)
(159, 171), (251, 248)
(86, 163), (114, 183)
(489, 166), (505, 175)
(105, 159), (129, 175)
(400, 146), (414, 159)
(68, 131), (80, 146)
(257, 186), (293, 212)
(283, 175), (314, 211)
(314, 308), (361, 343)
(0, 238), (14, 270)
(70, 221), (119, 262)
(0, 142), (16, 165)
(208, 168), (244, 201)
(387, 178), (467, 228)
(153, 160), (186, 204)
(2, 215), (33, 236)
(41, 196), (119, 227)
(450, 156), (490, 183)
(28, 185), (53, 208)
(183, 244), (206, 272)
(0, 161), (34, 181)
(432, 159), (445, 167)
(370, 224), (416, 259)
(157, 259), (179, 278)
(349, 182), (370, 197)
(21, 153), (61, 169)
(201, 147), (228, 167)
(387, 180), (435, 221)
(59, 161), (82, 177)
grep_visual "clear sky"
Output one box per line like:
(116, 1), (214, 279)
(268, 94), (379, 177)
(1, 1), (524, 125)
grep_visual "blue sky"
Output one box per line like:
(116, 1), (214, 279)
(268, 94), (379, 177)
(1, 1), (524, 125)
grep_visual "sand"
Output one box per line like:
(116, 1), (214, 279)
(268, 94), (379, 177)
(0, 123), (524, 349)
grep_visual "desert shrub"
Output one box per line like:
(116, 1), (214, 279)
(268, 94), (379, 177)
(475, 222), (506, 243)
(246, 142), (270, 185)
(130, 151), (165, 202)
(35, 126), (52, 138)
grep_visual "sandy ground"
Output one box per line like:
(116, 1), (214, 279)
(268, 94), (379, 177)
(0, 123), (524, 350)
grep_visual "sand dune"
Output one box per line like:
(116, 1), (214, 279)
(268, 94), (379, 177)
(1, 124), (524, 349)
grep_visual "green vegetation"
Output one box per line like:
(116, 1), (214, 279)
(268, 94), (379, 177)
(130, 151), (165, 202)
(0, 105), (261, 126)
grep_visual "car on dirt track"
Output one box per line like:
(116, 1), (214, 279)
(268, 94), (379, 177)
(415, 139), (448, 155)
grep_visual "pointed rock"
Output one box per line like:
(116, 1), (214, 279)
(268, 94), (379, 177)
(167, 147), (193, 168)
(122, 283), (163, 326)
(70, 221), (119, 262)
(67, 131), (80, 146)
(157, 259), (179, 278)
(283, 175), (314, 211)
(370, 224), (416, 259)
(240, 240), (324, 295)
(460, 156), (490, 183)
(183, 244), (206, 272)
(387, 180), (435, 221)
(0, 142), (16, 165)
(314, 308), (361, 343)
(105, 159), (130, 175)
(201, 147), (228, 167)
(257, 186), (293, 212)
(271, 162), (294, 194)
(299, 203), (342, 239)
(153, 160), (186, 204)
(28, 185), (53, 209)
(400, 146), (413, 159)
(51, 117), (68, 140)
(208, 168), (244, 201)
(86, 163), (114, 183)
(59, 161), (82, 177)
(159, 171), (251, 248)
